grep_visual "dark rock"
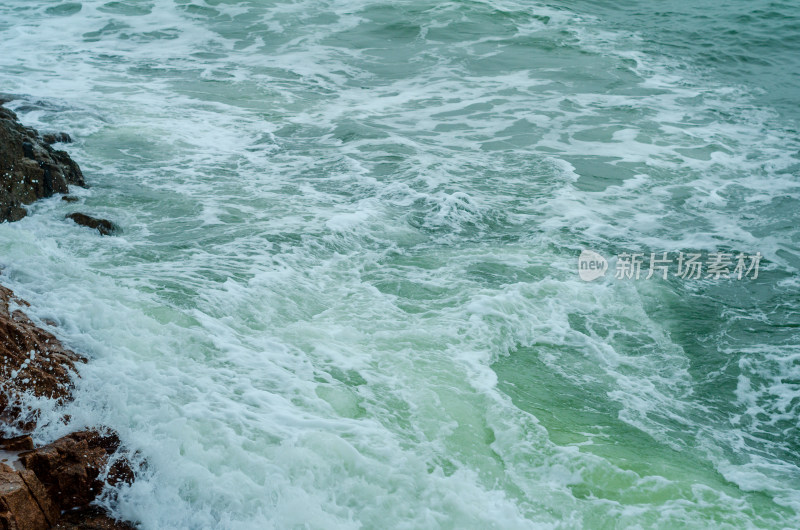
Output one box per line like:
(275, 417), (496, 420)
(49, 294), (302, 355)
(0, 285), (85, 430)
(61, 195), (79, 203)
(0, 189), (26, 222)
(55, 507), (136, 529)
(19, 431), (133, 512)
(66, 213), (118, 236)
(0, 104), (85, 223)
(21, 141), (34, 159)
(41, 133), (72, 145)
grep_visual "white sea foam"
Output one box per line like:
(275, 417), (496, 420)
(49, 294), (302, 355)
(0, 0), (798, 527)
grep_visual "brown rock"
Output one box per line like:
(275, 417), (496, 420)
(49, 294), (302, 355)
(0, 463), (59, 529)
(41, 133), (72, 145)
(0, 436), (33, 452)
(0, 429), (135, 529)
(0, 105), (85, 223)
(0, 285), (85, 429)
(19, 431), (133, 512)
(18, 468), (60, 524)
(55, 507), (135, 529)
(65, 213), (118, 236)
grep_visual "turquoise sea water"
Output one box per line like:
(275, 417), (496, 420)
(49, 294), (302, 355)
(0, 1), (799, 528)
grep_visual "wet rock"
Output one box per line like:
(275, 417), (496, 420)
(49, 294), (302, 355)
(0, 463), (59, 529)
(0, 431), (134, 530)
(41, 133), (72, 145)
(0, 104), (85, 223)
(0, 285), (132, 523)
(61, 195), (79, 203)
(0, 285), (85, 430)
(0, 107), (136, 529)
(65, 212), (118, 236)
(0, 190), (26, 222)
(0, 435), (33, 452)
(19, 431), (133, 512)
(55, 507), (136, 529)
(21, 141), (34, 159)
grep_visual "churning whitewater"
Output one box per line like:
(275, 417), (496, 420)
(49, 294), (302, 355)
(0, 0), (799, 528)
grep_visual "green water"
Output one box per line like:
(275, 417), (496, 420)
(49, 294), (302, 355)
(0, 0), (798, 527)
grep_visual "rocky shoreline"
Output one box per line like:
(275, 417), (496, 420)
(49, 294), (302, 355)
(0, 102), (134, 528)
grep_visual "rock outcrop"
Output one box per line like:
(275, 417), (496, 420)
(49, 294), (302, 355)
(0, 103), (135, 528)
(65, 213), (118, 236)
(0, 105), (84, 222)
(0, 286), (135, 528)
(0, 430), (134, 530)
(19, 431), (133, 513)
(0, 285), (85, 430)
(41, 133), (71, 146)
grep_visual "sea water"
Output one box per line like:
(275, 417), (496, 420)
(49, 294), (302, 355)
(0, 0), (798, 528)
